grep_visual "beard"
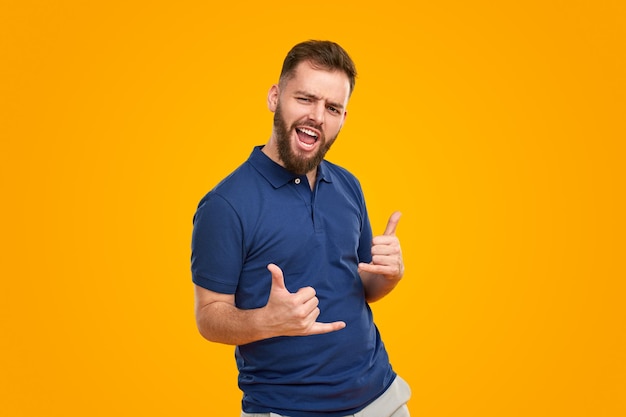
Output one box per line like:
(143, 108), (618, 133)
(273, 102), (339, 175)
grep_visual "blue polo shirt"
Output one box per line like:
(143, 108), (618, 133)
(191, 146), (396, 417)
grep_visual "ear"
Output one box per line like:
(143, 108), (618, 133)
(267, 84), (279, 112)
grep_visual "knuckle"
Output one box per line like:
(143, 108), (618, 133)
(295, 307), (308, 319)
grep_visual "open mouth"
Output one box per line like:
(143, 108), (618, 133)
(296, 127), (319, 149)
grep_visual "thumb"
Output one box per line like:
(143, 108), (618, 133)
(383, 211), (402, 236)
(267, 263), (287, 291)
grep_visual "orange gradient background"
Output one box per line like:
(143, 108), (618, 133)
(1, 1), (624, 416)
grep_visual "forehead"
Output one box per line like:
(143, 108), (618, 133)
(283, 61), (351, 106)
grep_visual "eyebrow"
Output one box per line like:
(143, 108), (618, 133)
(295, 90), (345, 111)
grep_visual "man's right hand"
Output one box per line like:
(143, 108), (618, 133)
(263, 263), (346, 336)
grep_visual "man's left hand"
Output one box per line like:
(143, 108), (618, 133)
(358, 211), (404, 281)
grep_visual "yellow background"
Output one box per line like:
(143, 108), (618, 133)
(1, 1), (624, 416)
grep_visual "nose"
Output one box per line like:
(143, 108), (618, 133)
(308, 102), (325, 126)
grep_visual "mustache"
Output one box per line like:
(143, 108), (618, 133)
(297, 120), (323, 131)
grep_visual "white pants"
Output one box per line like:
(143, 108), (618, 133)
(241, 375), (411, 417)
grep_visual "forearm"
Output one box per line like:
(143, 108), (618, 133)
(196, 301), (271, 346)
(360, 270), (402, 303)
(194, 266), (346, 345)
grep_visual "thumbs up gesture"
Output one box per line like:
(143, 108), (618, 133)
(263, 264), (346, 337)
(358, 211), (404, 281)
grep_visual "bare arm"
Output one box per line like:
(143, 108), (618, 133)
(358, 211), (405, 303)
(195, 264), (346, 345)
(194, 286), (267, 345)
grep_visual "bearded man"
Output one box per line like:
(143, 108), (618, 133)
(191, 40), (411, 417)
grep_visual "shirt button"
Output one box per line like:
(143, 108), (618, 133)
(294, 178), (301, 184)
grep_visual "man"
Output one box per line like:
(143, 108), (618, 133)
(191, 40), (411, 417)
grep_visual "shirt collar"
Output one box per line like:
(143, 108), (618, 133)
(248, 146), (333, 188)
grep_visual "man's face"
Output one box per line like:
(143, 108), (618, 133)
(269, 61), (350, 175)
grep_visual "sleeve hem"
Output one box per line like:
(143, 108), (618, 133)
(192, 274), (237, 294)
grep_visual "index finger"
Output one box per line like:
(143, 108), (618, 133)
(383, 211), (402, 236)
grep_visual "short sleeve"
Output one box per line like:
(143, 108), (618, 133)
(191, 192), (243, 294)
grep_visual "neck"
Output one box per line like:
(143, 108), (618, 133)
(306, 169), (317, 191)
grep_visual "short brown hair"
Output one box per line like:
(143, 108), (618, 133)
(279, 40), (357, 96)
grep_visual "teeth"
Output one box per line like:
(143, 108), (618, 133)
(298, 127), (318, 138)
